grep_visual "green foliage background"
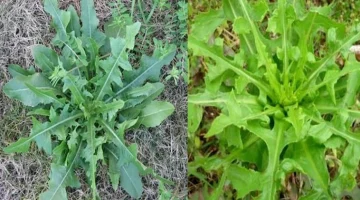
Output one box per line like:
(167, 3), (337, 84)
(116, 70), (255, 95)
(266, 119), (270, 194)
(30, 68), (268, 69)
(188, 0), (360, 199)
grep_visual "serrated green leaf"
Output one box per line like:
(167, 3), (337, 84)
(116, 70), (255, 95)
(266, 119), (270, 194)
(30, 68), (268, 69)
(80, 0), (98, 38)
(31, 117), (52, 155)
(39, 141), (83, 200)
(286, 138), (330, 194)
(331, 143), (360, 197)
(82, 118), (102, 199)
(188, 36), (274, 100)
(233, 17), (250, 34)
(100, 120), (137, 164)
(108, 50), (176, 102)
(191, 9), (225, 42)
(44, 0), (70, 42)
(26, 82), (65, 107)
(96, 37), (127, 100)
(61, 32), (88, 67)
(67, 129), (79, 151)
(3, 112), (82, 153)
(62, 75), (87, 105)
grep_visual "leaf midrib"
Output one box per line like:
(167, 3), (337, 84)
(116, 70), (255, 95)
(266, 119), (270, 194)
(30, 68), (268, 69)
(301, 141), (328, 191)
(107, 52), (174, 102)
(189, 38), (273, 98)
(9, 87), (56, 92)
(121, 165), (141, 197)
(100, 120), (136, 161)
(96, 45), (126, 101)
(10, 113), (83, 150)
(47, 0), (67, 38)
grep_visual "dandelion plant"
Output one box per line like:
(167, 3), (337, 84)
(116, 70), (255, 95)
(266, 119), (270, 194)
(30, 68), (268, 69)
(189, 0), (360, 199)
(2, 0), (176, 199)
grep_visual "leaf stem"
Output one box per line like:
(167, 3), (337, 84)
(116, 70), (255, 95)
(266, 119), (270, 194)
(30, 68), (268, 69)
(137, 0), (147, 23)
(145, 0), (158, 24)
(130, 0), (136, 20)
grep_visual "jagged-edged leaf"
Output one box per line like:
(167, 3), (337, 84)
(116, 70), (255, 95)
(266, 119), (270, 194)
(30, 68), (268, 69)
(120, 162), (143, 199)
(49, 105), (78, 140)
(39, 142), (83, 200)
(117, 119), (139, 137)
(126, 82), (162, 98)
(80, 0), (98, 38)
(62, 75), (87, 105)
(111, 50), (176, 101)
(31, 117), (52, 155)
(96, 99), (125, 121)
(44, 0), (70, 42)
(121, 82), (165, 110)
(246, 119), (290, 200)
(110, 37), (131, 71)
(223, 0), (282, 100)
(3, 111), (82, 153)
(3, 73), (62, 107)
(81, 118), (103, 199)
(106, 144), (121, 190)
(104, 17), (131, 38)
(285, 106), (305, 138)
(67, 129), (79, 151)
(26, 83), (65, 107)
(32, 45), (58, 75)
(100, 120), (137, 164)
(190, 8), (225, 42)
(61, 32), (88, 67)
(67, 5), (80, 37)
(330, 143), (360, 197)
(96, 37), (127, 100)
(188, 36), (273, 99)
(83, 38), (99, 74)
(137, 101), (174, 127)
(286, 138), (330, 195)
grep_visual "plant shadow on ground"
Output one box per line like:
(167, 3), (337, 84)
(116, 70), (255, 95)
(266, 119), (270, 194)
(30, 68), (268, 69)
(0, 0), (187, 199)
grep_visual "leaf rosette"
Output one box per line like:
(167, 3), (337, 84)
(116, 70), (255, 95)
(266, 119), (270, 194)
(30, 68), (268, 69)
(2, 0), (176, 199)
(189, 0), (360, 199)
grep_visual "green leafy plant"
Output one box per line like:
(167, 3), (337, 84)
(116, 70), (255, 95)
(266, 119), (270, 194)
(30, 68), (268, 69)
(189, 0), (360, 199)
(2, 0), (176, 199)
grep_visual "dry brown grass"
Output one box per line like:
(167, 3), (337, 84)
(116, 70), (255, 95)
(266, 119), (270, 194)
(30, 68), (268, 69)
(0, 0), (187, 199)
